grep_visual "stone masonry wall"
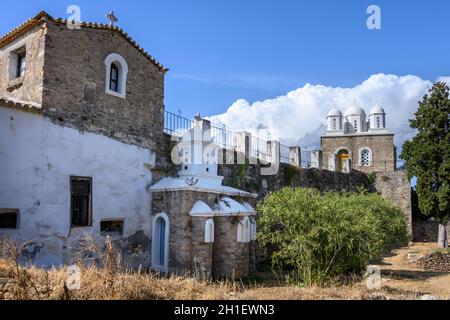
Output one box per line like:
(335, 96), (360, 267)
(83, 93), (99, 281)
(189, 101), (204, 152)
(191, 216), (213, 279)
(219, 160), (371, 200)
(321, 134), (396, 173)
(0, 24), (46, 105)
(152, 190), (217, 274)
(374, 171), (412, 236)
(41, 22), (165, 150)
(151, 189), (254, 278)
(213, 216), (250, 278)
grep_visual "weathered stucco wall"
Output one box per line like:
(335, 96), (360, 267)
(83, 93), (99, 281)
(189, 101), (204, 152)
(41, 23), (165, 150)
(0, 107), (155, 266)
(0, 25), (45, 106)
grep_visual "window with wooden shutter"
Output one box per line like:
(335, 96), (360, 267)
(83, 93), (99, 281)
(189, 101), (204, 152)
(70, 177), (92, 227)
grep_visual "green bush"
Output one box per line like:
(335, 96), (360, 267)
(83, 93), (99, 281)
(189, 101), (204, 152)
(256, 188), (408, 286)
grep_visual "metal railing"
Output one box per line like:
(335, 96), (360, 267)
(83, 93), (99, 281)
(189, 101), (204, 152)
(318, 160), (407, 173)
(163, 110), (193, 136)
(301, 150), (312, 168)
(210, 125), (239, 150)
(163, 110), (409, 173)
(251, 137), (272, 162)
(279, 144), (291, 164)
(164, 110), (281, 164)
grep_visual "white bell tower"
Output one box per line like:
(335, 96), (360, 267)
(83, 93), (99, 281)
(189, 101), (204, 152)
(369, 104), (387, 132)
(326, 107), (343, 133)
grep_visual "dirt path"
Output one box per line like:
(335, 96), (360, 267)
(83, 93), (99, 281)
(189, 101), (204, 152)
(238, 243), (450, 300)
(377, 243), (450, 298)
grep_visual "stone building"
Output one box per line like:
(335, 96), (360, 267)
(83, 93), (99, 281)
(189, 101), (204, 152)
(150, 117), (257, 277)
(0, 11), (257, 276)
(320, 103), (396, 173)
(0, 11), (167, 267)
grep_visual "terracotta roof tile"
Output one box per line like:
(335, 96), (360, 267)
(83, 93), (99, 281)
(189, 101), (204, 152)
(0, 98), (43, 114)
(0, 11), (168, 73)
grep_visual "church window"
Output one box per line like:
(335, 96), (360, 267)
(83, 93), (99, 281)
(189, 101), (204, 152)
(332, 118), (337, 130)
(360, 148), (372, 166)
(354, 120), (358, 132)
(104, 53), (128, 98)
(250, 220), (257, 241)
(110, 63), (119, 92)
(237, 216), (250, 243)
(376, 117), (381, 128)
(204, 219), (214, 243)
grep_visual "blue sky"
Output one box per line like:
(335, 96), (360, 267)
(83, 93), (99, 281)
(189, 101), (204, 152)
(1, 0), (450, 120)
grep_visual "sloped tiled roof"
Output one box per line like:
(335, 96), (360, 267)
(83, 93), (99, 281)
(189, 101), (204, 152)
(0, 11), (168, 73)
(0, 98), (43, 114)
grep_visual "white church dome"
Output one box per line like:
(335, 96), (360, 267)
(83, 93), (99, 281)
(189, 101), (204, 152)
(370, 104), (385, 115)
(344, 104), (366, 116)
(327, 107), (342, 117)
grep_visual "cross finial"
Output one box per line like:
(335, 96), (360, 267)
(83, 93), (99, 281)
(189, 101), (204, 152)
(106, 11), (118, 27)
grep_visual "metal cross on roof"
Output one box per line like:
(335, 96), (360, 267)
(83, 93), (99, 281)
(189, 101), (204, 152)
(106, 11), (118, 27)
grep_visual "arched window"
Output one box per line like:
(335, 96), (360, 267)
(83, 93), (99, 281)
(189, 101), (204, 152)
(204, 219), (214, 243)
(152, 213), (169, 272)
(332, 118), (337, 131)
(250, 220), (257, 241)
(104, 53), (128, 98)
(110, 63), (119, 92)
(360, 148), (372, 166)
(237, 216), (250, 243)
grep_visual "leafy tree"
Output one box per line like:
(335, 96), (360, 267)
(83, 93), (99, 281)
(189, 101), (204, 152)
(400, 82), (450, 247)
(256, 188), (407, 286)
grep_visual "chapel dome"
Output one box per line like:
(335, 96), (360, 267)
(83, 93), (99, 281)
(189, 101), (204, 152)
(327, 107), (342, 117)
(344, 104), (366, 116)
(370, 104), (385, 115)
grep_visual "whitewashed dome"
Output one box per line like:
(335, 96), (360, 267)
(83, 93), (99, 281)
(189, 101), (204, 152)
(370, 104), (385, 115)
(327, 107), (342, 117)
(344, 104), (365, 116)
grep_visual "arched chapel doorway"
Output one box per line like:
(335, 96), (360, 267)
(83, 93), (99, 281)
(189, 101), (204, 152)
(336, 149), (350, 173)
(152, 213), (169, 272)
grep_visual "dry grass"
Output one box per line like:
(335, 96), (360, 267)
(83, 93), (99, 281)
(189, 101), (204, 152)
(0, 237), (242, 300)
(0, 239), (448, 300)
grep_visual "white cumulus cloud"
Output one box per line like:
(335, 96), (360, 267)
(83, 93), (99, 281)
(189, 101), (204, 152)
(208, 74), (432, 151)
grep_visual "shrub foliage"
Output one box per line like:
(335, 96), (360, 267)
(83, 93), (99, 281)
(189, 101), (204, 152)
(256, 188), (408, 286)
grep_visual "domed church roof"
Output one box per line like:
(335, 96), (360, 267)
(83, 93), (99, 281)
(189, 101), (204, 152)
(327, 107), (342, 117)
(370, 104), (385, 115)
(344, 103), (366, 116)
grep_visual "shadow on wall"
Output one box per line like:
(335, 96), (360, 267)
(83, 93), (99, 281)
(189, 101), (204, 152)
(413, 220), (450, 243)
